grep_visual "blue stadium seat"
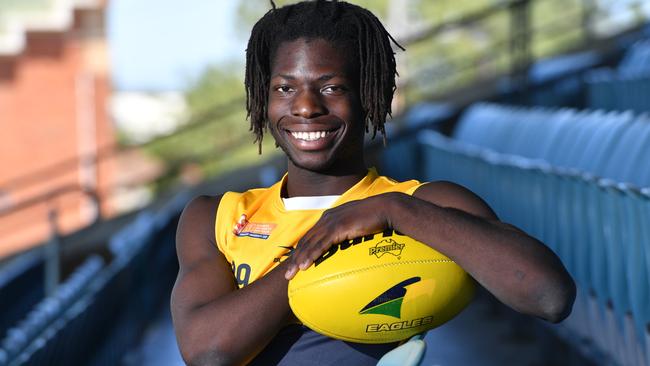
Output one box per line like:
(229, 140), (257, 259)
(547, 112), (630, 288)
(0, 255), (104, 365)
(587, 72), (650, 113)
(577, 111), (633, 174)
(620, 187), (650, 342)
(8, 198), (184, 366)
(599, 117), (650, 187)
(453, 103), (506, 149)
(403, 102), (455, 129)
(593, 182), (650, 365)
(585, 69), (617, 110)
(379, 102), (455, 182)
(506, 107), (557, 159)
(618, 39), (650, 77)
(540, 110), (578, 167)
(586, 39), (650, 113)
(641, 188), (650, 344)
(413, 100), (650, 365)
(382, 137), (423, 182)
(0, 252), (44, 340)
(108, 211), (155, 257)
(523, 50), (600, 107)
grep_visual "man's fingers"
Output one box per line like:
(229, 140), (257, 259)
(299, 259), (311, 270)
(298, 238), (331, 270)
(294, 241), (314, 270)
(284, 264), (298, 280)
(286, 237), (311, 278)
(290, 232), (331, 274)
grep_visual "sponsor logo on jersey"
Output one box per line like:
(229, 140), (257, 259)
(273, 246), (294, 263)
(233, 214), (276, 240)
(232, 214), (248, 235)
(359, 277), (420, 318)
(368, 238), (405, 258)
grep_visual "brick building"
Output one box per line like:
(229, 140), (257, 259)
(0, 0), (114, 258)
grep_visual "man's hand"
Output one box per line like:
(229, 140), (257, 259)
(284, 193), (400, 280)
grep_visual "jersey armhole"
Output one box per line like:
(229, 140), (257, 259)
(405, 181), (427, 196)
(215, 191), (241, 260)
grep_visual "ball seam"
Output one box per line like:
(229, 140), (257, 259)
(288, 259), (457, 295)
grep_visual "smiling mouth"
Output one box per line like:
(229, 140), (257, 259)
(289, 130), (333, 141)
(284, 126), (341, 151)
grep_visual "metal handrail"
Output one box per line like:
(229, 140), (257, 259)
(399, 0), (647, 102)
(399, 0), (527, 46)
(0, 96), (246, 191)
(403, 10), (589, 85)
(0, 184), (99, 218)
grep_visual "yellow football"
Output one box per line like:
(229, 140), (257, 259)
(288, 230), (475, 344)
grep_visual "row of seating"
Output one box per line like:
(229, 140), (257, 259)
(0, 252), (44, 340)
(454, 103), (650, 188)
(0, 255), (104, 365)
(419, 133), (650, 366)
(0, 188), (189, 365)
(524, 51), (600, 108)
(615, 39), (650, 77)
(586, 39), (650, 112)
(405, 102), (650, 366)
(586, 68), (650, 113)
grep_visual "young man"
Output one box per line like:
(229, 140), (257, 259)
(171, 1), (576, 365)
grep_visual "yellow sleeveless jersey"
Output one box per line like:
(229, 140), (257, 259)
(215, 169), (424, 288)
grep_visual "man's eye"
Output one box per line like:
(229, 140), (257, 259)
(275, 85), (293, 94)
(322, 85), (345, 94)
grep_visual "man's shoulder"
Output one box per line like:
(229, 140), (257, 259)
(370, 173), (422, 194)
(413, 181), (497, 220)
(179, 194), (224, 230)
(414, 180), (468, 197)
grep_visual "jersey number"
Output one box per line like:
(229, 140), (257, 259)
(232, 262), (251, 287)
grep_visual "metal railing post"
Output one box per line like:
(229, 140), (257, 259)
(83, 185), (102, 225)
(44, 208), (61, 296)
(581, 0), (596, 42)
(509, 0), (532, 103)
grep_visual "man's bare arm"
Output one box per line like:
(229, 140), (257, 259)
(171, 195), (293, 366)
(286, 182), (575, 323)
(404, 181), (576, 322)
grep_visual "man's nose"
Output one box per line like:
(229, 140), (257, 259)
(291, 89), (326, 119)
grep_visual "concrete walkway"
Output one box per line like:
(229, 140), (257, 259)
(123, 304), (185, 366)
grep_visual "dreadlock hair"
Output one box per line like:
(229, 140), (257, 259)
(245, 0), (404, 153)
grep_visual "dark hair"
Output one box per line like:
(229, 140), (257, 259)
(245, 0), (404, 152)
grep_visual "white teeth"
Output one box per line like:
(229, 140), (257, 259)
(291, 130), (330, 141)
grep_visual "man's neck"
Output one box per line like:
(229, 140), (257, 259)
(284, 161), (367, 197)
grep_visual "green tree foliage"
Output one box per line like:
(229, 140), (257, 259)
(185, 63), (244, 116)
(402, 0), (588, 100)
(143, 63), (278, 193)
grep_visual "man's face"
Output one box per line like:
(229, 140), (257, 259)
(267, 38), (365, 173)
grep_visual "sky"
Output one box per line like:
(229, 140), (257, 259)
(107, 0), (246, 91)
